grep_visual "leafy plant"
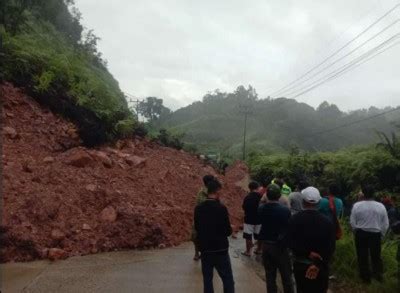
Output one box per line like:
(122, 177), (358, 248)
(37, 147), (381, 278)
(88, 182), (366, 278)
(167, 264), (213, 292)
(377, 131), (400, 159)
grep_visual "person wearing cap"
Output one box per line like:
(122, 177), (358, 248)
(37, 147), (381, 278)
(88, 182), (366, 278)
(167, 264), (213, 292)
(242, 181), (263, 256)
(287, 187), (335, 293)
(350, 184), (389, 283)
(258, 183), (294, 293)
(288, 180), (309, 215)
(194, 178), (235, 293)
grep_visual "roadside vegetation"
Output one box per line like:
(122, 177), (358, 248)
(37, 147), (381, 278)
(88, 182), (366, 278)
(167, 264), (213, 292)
(248, 129), (400, 292)
(332, 222), (398, 293)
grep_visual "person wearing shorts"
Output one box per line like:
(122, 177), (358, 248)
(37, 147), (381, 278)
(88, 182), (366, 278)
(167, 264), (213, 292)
(242, 181), (262, 256)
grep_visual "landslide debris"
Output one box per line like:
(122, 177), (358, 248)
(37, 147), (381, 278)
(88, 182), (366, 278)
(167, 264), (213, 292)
(1, 83), (249, 262)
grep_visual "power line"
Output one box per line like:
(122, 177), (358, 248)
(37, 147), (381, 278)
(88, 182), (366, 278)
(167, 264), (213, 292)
(337, 39), (400, 74)
(125, 92), (143, 122)
(269, 2), (400, 97)
(260, 37), (400, 119)
(305, 106), (400, 139)
(311, 0), (382, 58)
(285, 33), (400, 98)
(261, 1), (382, 94)
(288, 35), (400, 99)
(276, 19), (400, 98)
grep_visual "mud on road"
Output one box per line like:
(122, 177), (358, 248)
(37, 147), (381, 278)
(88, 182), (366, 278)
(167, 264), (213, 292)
(1, 83), (249, 262)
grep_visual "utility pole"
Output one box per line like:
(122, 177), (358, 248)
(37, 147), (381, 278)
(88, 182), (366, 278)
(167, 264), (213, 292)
(125, 93), (143, 122)
(239, 103), (253, 161)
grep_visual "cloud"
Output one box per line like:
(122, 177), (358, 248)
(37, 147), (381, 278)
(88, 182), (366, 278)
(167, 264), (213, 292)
(75, 0), (400, 111)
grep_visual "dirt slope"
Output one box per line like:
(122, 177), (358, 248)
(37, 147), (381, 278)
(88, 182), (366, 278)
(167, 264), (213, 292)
(1, 83), (249, 262)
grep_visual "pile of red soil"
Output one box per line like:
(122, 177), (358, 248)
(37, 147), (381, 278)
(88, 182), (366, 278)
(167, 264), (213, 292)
(1, 83), (249, 262)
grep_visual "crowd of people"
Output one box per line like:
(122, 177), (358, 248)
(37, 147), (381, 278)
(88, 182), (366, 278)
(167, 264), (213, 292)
(192, 175), (400, 293)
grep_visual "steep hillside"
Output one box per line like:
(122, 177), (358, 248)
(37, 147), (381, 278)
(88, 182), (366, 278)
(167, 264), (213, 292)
(1, 83), (249, 262)
(159, 86), (399, 158)
(1, 0), (135, 146)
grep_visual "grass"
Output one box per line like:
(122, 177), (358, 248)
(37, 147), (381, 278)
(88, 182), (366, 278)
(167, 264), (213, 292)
(2, 15), (135, 144)
(331, 221), (399, 292)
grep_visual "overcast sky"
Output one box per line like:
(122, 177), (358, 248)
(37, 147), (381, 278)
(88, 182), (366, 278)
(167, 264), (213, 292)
(75, 0), (400, 111)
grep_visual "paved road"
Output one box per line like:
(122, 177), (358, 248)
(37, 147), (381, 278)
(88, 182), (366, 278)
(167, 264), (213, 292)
(1, 237), (268, 293)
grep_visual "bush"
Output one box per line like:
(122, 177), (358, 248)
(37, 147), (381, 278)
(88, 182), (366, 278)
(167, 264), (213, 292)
(248, 146), (400, 197)
(133, 122), (148, 138)
(115, 119), (136, 139)
(155, 129), (184, 150)
(1, 5), (136, 146)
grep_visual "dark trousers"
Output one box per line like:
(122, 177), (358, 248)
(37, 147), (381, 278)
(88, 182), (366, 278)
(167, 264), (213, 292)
(354, 230), (383, 282)
(262, 244), (294, 293)
(293, 262), (329, 293)
(201, 251), (235, 293)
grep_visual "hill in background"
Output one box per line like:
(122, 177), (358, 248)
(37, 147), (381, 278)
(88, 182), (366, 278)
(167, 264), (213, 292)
(158, 85), (400, 158)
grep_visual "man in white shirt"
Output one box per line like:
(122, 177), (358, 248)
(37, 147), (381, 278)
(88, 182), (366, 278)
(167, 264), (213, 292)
(350, 184), (389, 283)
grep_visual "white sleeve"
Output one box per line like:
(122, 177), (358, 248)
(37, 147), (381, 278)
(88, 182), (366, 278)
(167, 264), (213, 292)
(350, 205), (357, 230)
(381, 207), (389, 235)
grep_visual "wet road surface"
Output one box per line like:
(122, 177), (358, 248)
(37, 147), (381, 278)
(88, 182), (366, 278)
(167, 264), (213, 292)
(1, 237), (268, 293)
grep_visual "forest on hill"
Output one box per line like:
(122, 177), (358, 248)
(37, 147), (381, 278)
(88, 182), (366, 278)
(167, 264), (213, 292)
(1, 0), (138, 146)
(158, 85), (400, 158)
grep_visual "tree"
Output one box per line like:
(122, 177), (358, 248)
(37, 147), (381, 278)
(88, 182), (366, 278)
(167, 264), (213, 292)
(376, 131), (400, 159)
(202, 89), (227, 103)
(230, 85), (258, 101)
(138, 97), (171, 122)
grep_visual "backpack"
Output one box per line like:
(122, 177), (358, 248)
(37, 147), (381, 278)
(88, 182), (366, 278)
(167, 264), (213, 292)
(329, 195), (343, 240)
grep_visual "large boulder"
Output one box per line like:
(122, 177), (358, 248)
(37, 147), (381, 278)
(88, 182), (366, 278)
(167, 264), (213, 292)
(100, 206), (117, 222)
(3, 126), (18, 139)
(125, 156), (146, 167)
(66, 150), (93, 168)
(43, 156), (55, 164)
(95, 151), (113, 168)
(50, 229), (65, 241)
(48, 248), (67, 261)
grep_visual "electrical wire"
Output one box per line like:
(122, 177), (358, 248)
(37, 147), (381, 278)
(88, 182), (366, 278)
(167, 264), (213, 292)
(284, 33), (400, 98)
(269, 2), (400, 97)
(288, 35), (400, 99)
(275, 19), (400, 98)
(305, 106), (400, 138)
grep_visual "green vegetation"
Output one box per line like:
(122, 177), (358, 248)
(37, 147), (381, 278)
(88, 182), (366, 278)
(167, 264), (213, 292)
(153, 129), (184, 150)
(332, 222), (398, 293)
(159, 86), (400, 158)
(1, 0), (136, 146)
(138, 97), (171, 122)
(248, 131), (400, 292)
(248, 145), (400, 196)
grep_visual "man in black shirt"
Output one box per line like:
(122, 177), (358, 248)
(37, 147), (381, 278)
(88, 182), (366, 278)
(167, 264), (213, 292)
(258, 183), (294, 293)
(242, 181), (262, 256)
(287, 187), (335, 293)
(194, 179), (235, 293)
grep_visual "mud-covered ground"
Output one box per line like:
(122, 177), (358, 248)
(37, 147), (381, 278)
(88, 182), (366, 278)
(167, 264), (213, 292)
(1, 83), (249, 262)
